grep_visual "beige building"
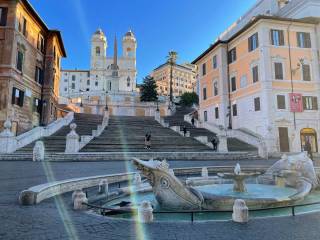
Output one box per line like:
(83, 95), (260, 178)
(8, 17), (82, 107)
(150, 62), (197, 97)
(193, 0), (320, 155)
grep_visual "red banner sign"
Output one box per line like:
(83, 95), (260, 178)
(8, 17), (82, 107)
(289, 93), (303, 112)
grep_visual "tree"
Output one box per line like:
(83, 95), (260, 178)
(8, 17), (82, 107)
(140, 76), (158, 102)
(180, 92), (199, 107)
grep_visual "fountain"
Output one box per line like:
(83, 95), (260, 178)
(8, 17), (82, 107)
(131, 152), (318, 211)
(217, 163), (261, 192)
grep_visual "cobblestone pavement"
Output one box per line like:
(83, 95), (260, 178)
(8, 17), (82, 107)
(1, 159), (320, 240)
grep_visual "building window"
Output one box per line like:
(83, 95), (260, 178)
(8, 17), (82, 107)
(213, 81), (218, 96)
(127, 76), (131, 87)
(11, 87), (24, 107)
(64, 87), (67, 92)
(71, 83), (75, 89)
(37, 34), (45, 53)
(274, 62), (284, 80)
(248, 33), (259, 52)
(204, 111), (208, 122)
(271, 29), (284, 46)
(35, 67), (44, 84)
(277, 95), (286, 110)
(252, 65), (259, 83)
(53, 46), (56, 62)
(215, 107), (219, 119)
(297, 32), (311, 48)
(230, 77), (236, 92)
(33, 98), (41, 114)
(96, 47), (100, 56)
(232, 104), (238, 116)
(203, 87), (207, 100)
(303, 96), (318, 110)
(16, 49), (24, 72)
(228, 48), (237, 63)
(18, 16), (28, 37)
(202, 63), (206, 76)
(95, 81), (98, 86)
(212, 55), (217, 69)
(302, 64), (311, 81)
(72, 75), (76, 81)
(0, 7), (8, 26)
(87, 80), (90, 85)
(254, 97), (261, 111)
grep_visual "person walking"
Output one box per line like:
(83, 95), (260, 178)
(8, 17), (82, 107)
(191, 116), (195, 126)
(304, 140), (313, 160)
(211, 137), (218, 151)
(182, 125), (187, 137)
(145, 133), (151, 150)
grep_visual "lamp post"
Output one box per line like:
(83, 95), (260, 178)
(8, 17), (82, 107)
(167, 51), (178, 103)
(156, 99), (159, 112)
(79, 90), (83, 107)
(41, 100), (47, 126)
(105, 90), (108, 111)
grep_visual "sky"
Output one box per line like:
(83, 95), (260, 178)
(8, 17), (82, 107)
(29, 0), (257, 83)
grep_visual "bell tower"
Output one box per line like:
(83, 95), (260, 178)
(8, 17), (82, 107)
(122, 30), (137, 59)
(91, 29), (107, 70)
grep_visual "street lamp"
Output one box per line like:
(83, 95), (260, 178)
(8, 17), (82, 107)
(79, 90), (83, 107)
(156, 99), (159, 112)
(105, 90), (109, 111)
(167, 51), (178, 103)
(40, 100), (47, 126)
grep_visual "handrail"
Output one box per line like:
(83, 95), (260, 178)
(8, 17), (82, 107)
(86, 200), (320, 222)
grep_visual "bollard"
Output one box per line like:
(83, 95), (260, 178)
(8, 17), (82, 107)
(33, 141), (45, 161)
(232, 199), (249, 223)
(98, 179), (109, 196)
(73, 190), (88, 210)
(201, 167), (209, 178)
(138, 201), (154, 223)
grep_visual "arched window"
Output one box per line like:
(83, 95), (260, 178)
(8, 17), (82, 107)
(96, 47), (100, 56)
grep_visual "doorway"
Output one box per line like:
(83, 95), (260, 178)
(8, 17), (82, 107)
(300, 128), (318, 153)
(278, 127), (290, 152)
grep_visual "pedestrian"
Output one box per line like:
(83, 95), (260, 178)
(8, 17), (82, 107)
(304, 140), (313, 160)
(211, 137), (217, 151)
(191, 116), (195, 126)
(182, 125), (187, 137)
(145, 133), (151, 150)
(215, 136), (220, 151)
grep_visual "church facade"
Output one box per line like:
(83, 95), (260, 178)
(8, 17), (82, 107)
(60, 29), (137, 98)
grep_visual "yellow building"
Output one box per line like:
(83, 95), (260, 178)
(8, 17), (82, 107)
(193, 1), (320, 155)
(150, 62), (197, 97)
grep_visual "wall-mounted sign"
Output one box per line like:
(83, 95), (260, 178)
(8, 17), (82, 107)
(289, 93), (303, 112)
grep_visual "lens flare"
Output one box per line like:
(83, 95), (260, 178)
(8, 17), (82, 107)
(116, 117), (150, 240)
(41, 161), (80, 239)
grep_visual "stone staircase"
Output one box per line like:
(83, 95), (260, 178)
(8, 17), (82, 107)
(81, 116), (213, 152)
(164, 106), (257, 152)
(15, 113), (103, 153)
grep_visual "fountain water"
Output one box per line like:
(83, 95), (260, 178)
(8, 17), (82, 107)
(217, 163), (260, 192)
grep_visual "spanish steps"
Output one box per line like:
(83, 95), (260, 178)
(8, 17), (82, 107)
(163, 106), (257, 152)
(16, 113), (103, 153)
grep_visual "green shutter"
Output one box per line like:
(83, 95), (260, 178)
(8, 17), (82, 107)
(302, 96), (307, 110)
(303, 65), (311, 81)
(305, 33), (311, 48)
(279, 30), (285, 45)
(312, 97), (318, 110)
